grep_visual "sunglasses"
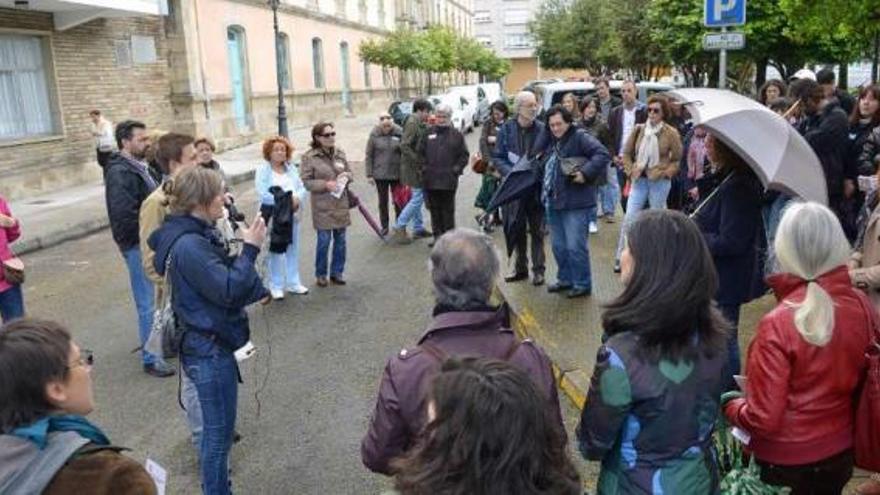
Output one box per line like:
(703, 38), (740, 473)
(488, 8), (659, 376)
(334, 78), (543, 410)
(69, 349), (94, 369)
(647, 107), (662, 114)
(320, 132), (336, 138)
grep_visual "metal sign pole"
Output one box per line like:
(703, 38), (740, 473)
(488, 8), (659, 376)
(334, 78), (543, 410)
(719, 26), (727, 89)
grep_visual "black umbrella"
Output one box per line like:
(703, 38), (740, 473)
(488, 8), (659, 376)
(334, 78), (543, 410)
(482, 154), (544, 256)
(483, 154), (542, 213)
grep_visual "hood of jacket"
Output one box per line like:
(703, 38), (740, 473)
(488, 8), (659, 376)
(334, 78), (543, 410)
(148, 214), (212, 277)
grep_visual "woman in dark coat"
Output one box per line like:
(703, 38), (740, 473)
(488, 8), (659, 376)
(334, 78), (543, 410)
(842, 84), (880, 243)
(148, 166), (268, 495)
(692, 134), (763, 389)
(474, 101), (509, 233)
(577, 209), (729, 494)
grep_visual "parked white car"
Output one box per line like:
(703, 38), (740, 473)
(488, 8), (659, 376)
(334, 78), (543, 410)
(429, 93), (475, 134)
(533, 81), (675, 112)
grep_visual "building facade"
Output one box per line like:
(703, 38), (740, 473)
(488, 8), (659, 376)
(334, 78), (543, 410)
(0, 1), (173, 200)
(472, 0), (579, 93)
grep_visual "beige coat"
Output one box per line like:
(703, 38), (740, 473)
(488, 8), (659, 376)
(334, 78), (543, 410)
(850, 202), (880, 311)
(300, 147), (353, 231)
(140, 187), (168, 291)
(622, 122), (683, 181)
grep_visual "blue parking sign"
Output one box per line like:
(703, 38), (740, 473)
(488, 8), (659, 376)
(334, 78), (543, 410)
(704, 0), (746, 27)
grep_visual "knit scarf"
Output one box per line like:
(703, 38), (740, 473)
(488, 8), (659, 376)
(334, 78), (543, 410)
(636, 121), (663, 170)
(11, 414), (110, 450)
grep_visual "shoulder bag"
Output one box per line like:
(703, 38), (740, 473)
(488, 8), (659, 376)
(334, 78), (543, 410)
(2, 255), (24, 285)
(854, 293), (880, 471)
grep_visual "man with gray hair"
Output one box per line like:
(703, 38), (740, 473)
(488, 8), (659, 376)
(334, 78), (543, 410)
(420, 102), (469, 245)
(492, 90), (550, 286)
(360, 228), (563, 475)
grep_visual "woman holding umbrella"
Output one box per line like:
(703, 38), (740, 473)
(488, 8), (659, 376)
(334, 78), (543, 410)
(474, 101), (509, 233)
(692, 134), (763, 389)
(301, 122), (353, 287)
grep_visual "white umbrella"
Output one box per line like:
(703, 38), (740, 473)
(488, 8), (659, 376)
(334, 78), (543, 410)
(666, 88), (827, 205)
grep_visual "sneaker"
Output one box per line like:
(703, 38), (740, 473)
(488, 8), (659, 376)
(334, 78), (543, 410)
(316, 277), (329, 287)
(270, 288), (285, 300)
(413, 229), (433, 239)
(144, 361), (176, 378)
(286, 284), (309, 295)
(589, 221), (599, 234)
(390, 227), (412, 245)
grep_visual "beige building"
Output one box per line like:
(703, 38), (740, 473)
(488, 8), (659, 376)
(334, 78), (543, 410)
(0, 2), (173, 200)
(0, 0), (477, 200)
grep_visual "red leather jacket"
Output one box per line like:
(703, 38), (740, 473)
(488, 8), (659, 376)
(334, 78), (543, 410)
(724, 266), (873, 465)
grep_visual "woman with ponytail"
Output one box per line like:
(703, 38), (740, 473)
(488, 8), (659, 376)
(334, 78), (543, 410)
(723, 202), (873, 493)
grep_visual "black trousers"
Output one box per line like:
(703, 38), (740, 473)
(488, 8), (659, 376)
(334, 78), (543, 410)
(758, 449), (853, 495)
(505, 199), (546, 276)
(425, 189), (457, 240)
(375, 179), (401, 230)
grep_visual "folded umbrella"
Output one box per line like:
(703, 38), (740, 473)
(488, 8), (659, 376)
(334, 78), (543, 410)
(666, 88), (827, 205)
(484, 154), (543, 214)
(347, 190), (387, 242)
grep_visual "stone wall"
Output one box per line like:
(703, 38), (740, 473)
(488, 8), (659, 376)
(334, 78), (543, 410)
(0, 9), (175, 200)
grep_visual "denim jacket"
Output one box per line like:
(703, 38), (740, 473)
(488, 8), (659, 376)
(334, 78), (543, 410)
(255, 161), (307, 207)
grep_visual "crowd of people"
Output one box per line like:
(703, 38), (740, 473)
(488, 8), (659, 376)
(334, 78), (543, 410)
(1, 69), (880, 494)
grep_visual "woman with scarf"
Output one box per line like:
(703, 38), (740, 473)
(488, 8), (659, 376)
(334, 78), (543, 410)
(613, 95), (683, 273)
(692, 134), (763, 389)
(0, 318), (156, 494)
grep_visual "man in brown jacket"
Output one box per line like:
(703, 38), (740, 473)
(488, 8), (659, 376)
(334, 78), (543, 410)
(360, 228), (564, 475)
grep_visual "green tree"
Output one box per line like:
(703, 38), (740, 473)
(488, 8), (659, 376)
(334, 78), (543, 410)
(529, 0), (618, 73)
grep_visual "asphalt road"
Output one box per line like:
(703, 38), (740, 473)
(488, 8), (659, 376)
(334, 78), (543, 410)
(20, 129), (598, 494)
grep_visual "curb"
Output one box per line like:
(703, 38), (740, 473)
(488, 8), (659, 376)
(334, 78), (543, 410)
(17, 169), (257, 257)
(496, 283), (588, 409)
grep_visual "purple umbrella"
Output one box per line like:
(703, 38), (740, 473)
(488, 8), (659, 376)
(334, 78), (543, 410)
(347, 189), (386, 241)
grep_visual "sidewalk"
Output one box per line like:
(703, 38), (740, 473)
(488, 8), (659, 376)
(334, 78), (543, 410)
(11, 115), (379, 255)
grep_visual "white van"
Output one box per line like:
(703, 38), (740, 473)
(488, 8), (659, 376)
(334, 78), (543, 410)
(429, 93), (475, 134)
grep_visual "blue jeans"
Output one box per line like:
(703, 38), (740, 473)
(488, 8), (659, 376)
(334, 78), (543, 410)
(0, 284), (24, 323)
(121, 247), (157, 365)
(718, 303), (742, 391)
(598, 165), (620, 216)
(616, 178), (671, 261)
(182, 351), (238, 495)
(268, 219), (302, 290)
(394, 187), (425, 232)
(181, 370), (203, 457)
(548, 207), (594, 290)
(316, 228), (346, 278)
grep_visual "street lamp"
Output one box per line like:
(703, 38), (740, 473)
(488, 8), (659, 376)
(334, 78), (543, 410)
(269, 0), (289, 137)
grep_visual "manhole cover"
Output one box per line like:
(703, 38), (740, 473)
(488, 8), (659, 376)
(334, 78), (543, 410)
(27, 200), (52, 205)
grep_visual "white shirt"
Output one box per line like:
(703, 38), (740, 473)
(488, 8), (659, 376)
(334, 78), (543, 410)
(91, 118), (114, 151)
(272, 170), (296, 193)
(620, 107), (637, 156)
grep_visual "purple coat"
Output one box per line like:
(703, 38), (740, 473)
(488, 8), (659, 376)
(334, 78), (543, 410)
(360, 306), (563, 475)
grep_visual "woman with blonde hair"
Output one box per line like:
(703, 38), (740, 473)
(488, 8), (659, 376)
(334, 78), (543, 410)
(723, 202), (874, 493)
(560, 92), (581, 123)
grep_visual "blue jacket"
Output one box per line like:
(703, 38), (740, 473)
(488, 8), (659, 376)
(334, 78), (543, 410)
(492, 119), (551, 177)
(148, 214), (268, 354)
(545, 127), (611, 211)
(693, 170), (763, 306)
(255, 161), (307, 207)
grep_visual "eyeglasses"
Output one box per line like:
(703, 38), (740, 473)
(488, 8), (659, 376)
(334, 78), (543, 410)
(68, 349), (94, 370)
(320, 132), (336, 138)
(647, 107), (662, 114)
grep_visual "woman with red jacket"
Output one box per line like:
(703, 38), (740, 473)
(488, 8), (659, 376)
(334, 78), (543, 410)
(0, 194), (23, 323)
(723, 201), (873, 494)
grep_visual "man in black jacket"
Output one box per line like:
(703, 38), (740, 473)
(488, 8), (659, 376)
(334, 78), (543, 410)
(104, 120), (175, 378)
(421, 103), (469, 244)
(790, 78), (854, 233)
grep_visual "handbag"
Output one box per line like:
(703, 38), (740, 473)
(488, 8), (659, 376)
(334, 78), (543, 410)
(559, 156), (586, 177)
(2, 256), (24, 285)
(145, 254), (181, 359)
(854, 294), (880, 471)
(392, 183), (412, 210)
(471, 156), (488, 174)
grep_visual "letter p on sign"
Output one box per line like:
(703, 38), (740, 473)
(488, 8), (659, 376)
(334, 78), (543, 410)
(704, 0), (746, 27)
